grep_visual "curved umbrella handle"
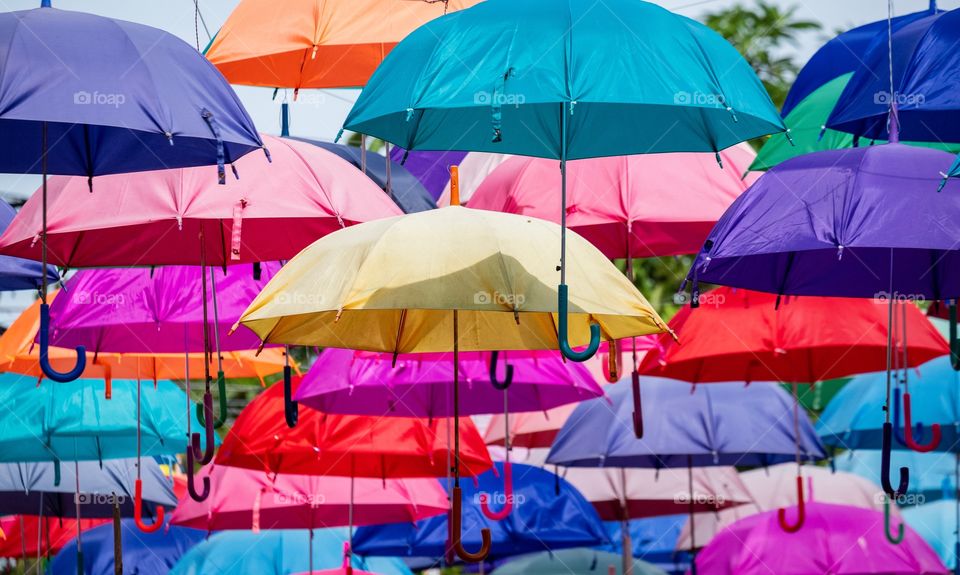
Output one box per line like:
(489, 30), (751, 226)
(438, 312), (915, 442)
(631, 371), (643, 439)
(133, 478), (164, 533)
(557, 284), (600, 362)
(776, 476), (805, 533)
(951, 302), (960, 371)
(283, 366), (298, 428)
(884, 498), (904, 545)
(479, 462), (513, 520)
(488, 351), (513, 391)
(903, 392), (941, 452)
(195, 371), (227, 429)
(185, 448), (210, 502)
(191, 392), (215, 465)
(603, 339), (622, 383)
(881, 422), (910, 498)
(451, 486), (491, 563)
(38, 303), (86, 382)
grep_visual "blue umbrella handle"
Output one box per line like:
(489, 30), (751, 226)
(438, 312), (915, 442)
(488, 351), (513, 391)
(631, 371), (643, 439)
(893, 388), (908, 447)
(39, 303), (86, 382)
(185, 447), (210, 502)
(284, 366), (298, 428)
(133, 478), (164, 533)
(196, 372), (228, 429)
(884, 498), (904, 545)
(451, 486), (491, 562)
(954, 542), (959, 575)
(776, 476), (806, 533)
(53, 459), (61, 487)
(902, 391), (941, 452)
(76, 549), (83, 575)
(479, 461), (513, 520)
(557, 284), (600, 362)
(191, 392), (215, 465)
(881, 422), (910, 498)
(951, 302), (960, 371)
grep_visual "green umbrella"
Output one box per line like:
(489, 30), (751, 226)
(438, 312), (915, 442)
(781, 378), (851, 414)
(750, 74), (960, 172)
(494, 549), (668, 575)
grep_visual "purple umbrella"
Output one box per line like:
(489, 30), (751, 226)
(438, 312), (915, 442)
(390, 147), (468, 201)
(0, 2), (265, 384)
(683, 139), (960, 506)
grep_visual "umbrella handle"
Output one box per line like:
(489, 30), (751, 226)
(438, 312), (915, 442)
(191, 392), (216, 465)
(38, 303), (86, 383)
(884, 498), (904, 545)
(602, 340), (622, 383)
(776, 476), (805, 533)
(479, 462), (513, 520)
(283, 366), (298, 428)
(185, 447), (210, 502)
(881, 422), (910, 498)
(557, 284), (600, 362)
(77, 549), (83, 575)
(902, 391), (941, 452)
(195, 371), (227, 429)
(950, 301), (960, 371)
(133, 478), (164, 533)
(488, 351), (513, 391)
(631, 371), (643, 439)
(451, 486), (491, 562)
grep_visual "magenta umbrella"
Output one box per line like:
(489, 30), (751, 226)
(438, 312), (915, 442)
(294, 348), (603, 418)
(692, 502), (947, 575)
(170, 464), (449, 532)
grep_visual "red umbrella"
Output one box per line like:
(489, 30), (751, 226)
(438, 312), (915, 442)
(215, 377), (493, 479)
(638, 286), (948, 536)
(0, 515), (108, 560)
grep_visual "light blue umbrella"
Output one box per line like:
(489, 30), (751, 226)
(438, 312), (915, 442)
(341, 0), (783, 364)
(493, 549), (668, 575)
(170, 529), (412, 575)
(600, 516), (691, 573)
(835, 450), (957, 504)
(903, 499), (960, 572)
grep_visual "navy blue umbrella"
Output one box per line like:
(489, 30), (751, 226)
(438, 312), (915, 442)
(0, 2), (264, 383)
(352, 462), (609, 567)
(49, 519), (206, 575)
(0, 200), (58, 292)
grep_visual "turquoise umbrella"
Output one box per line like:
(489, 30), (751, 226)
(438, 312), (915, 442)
(835, 450), (956, 504)
(341, 0), (784, 364)
(903, 499), (960, 572)
(493, 549), (668, 575)
(170, 528), (412, 575)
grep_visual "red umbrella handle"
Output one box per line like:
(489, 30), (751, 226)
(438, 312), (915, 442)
(631, 371), (643, 439)
(133, 478), (164, 533)
(776, 476), (805, 533)
(903, 392), (941, 452)
(185, 448), (210, 502)
(603, 340), (622, 383)
(557, 284), (600, 362)
(479, 462), (513, 520)
(38, 303), (86, 383)
(451, 486), (491, 562)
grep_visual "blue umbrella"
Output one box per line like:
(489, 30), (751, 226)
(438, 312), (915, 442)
(170, 528), (413, 575)
(341, 0), (783, 365)
(494, 549), (668, 575)
(782, 1), (940, 117)
(903, 499), (960, 572)
(600, 516), (692, 573)
(835, 450), (957, 504)
(352, 462), (608, 567)
(49, 519), (206, 575)
(817, 357), (960, 454)
(0, 200), (58, 292)
(0, 2), (265, 383)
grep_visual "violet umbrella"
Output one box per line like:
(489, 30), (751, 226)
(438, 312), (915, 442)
(684, 140), (960, 502)
(0, 1), (264, 384)
(692, 502), (947, 575)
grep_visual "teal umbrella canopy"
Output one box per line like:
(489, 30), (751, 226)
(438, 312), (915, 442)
(0, 375), (216, 463)
(493, 549), (668, 575)
(343, 0), (784, 160)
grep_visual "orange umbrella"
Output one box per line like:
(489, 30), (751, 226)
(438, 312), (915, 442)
(0, 294), (295, 397)
(206, 0), (480, 90)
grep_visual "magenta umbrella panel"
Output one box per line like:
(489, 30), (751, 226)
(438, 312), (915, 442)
(294, 348), (604, 418)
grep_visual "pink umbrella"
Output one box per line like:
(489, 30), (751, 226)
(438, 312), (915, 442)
(294, 348), (603, 417)
(677, 463), (892, 551)
(170, 464), (449, 531)
(484, 404), (579, 449)
(692, 502), (947, 575)
(466, 143), (757, 259)
(0, 134), (403, 267)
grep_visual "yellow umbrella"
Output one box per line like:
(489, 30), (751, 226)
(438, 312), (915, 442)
(0, 294), (296, 398)
(235, 167), (668, 564)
